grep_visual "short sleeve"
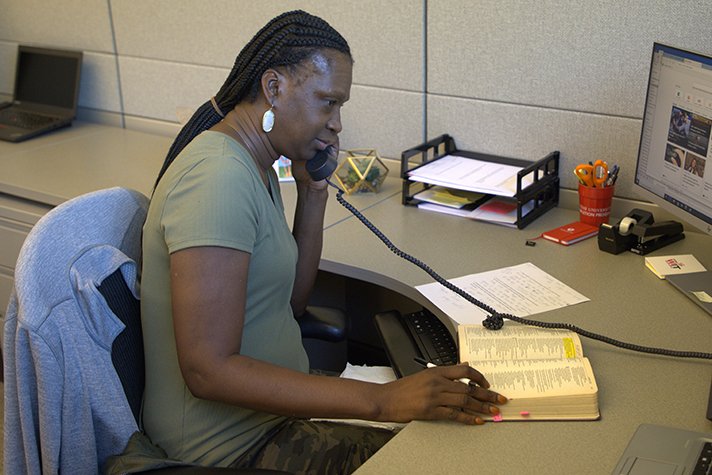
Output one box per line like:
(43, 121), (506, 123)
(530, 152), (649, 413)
(160, 153), (261, 255)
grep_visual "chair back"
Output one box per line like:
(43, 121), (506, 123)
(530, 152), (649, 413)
(4, 187), (149, 474)
(99, 267), (145, 425)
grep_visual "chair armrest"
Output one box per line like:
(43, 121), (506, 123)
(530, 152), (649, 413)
(296, 306), (350, 343)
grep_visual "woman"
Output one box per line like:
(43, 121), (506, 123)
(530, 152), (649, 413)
(141, 10), (507, 474)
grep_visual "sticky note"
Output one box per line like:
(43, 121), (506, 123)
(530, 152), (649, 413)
(692, 291), (712, 304)
(493, 414), (503, 422)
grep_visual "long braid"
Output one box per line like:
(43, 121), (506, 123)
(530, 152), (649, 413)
(153, 10), (351, 190)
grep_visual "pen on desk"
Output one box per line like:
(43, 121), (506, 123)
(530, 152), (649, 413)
(413, 356), (431, 368)
(413, 357), (472, 386)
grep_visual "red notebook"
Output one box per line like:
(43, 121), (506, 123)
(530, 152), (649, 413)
(542, 221), (599, 246)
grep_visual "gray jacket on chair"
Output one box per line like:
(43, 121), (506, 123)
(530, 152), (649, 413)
(4, 187), (147, 475)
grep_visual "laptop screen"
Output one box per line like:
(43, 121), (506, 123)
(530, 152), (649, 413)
(14, 47), (82, 110)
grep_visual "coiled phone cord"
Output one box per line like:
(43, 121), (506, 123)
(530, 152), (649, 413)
(329, 181), (712, 360)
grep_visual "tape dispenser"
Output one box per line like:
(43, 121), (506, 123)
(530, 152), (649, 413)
(598, 209), (685, 255)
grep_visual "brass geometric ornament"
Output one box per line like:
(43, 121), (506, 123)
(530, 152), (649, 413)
(333, 148), (389, 194)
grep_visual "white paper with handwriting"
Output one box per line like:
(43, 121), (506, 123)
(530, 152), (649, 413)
(416, 263), (589, 325)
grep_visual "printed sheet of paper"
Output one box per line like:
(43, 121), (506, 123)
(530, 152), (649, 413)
(415, 263), (589, 325)
(407, 154), (533, 197)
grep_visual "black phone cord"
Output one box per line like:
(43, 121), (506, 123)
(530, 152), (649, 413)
(329, 182), (712, 360)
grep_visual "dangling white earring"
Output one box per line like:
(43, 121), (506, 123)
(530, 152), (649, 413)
(262, 106), (275, 133)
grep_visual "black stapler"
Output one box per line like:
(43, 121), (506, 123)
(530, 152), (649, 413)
(598, 209), (684, 255)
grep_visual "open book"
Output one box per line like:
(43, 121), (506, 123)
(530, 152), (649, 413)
(458, 323), (599, 421)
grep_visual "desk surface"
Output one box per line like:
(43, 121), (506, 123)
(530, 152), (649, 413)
(337, 195), (712, 474)
(0, 122), (172, 205)
(4, 124), (712, 474)
(284, 163), (712, 475)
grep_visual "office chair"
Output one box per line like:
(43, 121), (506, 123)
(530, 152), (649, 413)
(4, 187), (348, 475)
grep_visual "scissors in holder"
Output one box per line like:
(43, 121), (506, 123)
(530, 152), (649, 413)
(575, 160), (608, 187)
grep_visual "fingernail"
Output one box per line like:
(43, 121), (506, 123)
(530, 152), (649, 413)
(498, 395), (508, 404)
(490, 406), (500, 415)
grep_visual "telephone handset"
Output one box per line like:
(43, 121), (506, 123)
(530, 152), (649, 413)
(305, 146), (338, 182)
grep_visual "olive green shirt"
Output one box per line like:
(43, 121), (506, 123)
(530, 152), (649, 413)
(141, 131), (309, 467)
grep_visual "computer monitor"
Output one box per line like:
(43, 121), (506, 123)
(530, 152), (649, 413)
(633, 43), (712, 236)
(633, 44), (712, 421)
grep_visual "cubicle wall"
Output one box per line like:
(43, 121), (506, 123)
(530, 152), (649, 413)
(1, 0), (711, 200)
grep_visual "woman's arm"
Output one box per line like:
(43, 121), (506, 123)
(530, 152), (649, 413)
(288, 160), (329, 316)
(170, 245), (506, 425)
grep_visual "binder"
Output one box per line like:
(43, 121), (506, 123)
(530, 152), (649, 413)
(401, 134), (559, 229)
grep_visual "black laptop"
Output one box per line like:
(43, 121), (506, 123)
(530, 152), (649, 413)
(0, 45), (82, 143)
(667, 271), (712, 317)
(612, 423), (712, 474)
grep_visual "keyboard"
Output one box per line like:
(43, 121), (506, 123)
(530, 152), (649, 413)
(0, 108), (58, 129)
(695, 442), (712, 474)
(374, 308), (458, 378)
(402, 309), (458, 366)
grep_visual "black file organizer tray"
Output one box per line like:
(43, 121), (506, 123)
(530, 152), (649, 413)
(401, 134), (560, 229)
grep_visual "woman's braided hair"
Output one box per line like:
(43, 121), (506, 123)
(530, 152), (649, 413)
(154, 10), (351, 189)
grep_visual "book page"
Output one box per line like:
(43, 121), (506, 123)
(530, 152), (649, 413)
(472, 358), (597, 398)
(458, 323), (584, 362)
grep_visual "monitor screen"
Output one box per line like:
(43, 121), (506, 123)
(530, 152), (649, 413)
(633, 43), (712, 236)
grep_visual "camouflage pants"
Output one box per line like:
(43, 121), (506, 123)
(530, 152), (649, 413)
(229, 418), (397, 475)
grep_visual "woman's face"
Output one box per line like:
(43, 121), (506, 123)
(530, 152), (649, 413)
(269, 50), (353, 162)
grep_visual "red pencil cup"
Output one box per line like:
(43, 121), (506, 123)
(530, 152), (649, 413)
(578, 183), (615, 227)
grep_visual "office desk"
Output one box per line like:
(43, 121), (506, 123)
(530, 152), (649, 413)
(0, 123), (178, 320)
(0, 122), (173, 204)
(3, 123), (712, 474)
(309, 189), (712, 474)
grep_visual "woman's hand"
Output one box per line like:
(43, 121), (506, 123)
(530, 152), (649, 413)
(374, 363), (507, 425)
(290, 158), (329, 191)
(290, 138), (339, 191)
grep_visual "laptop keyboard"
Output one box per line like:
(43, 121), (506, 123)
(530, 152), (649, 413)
(403, 309), (458, 366)
(695, 442), (712, 474)
(0, 108), (58, 129)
